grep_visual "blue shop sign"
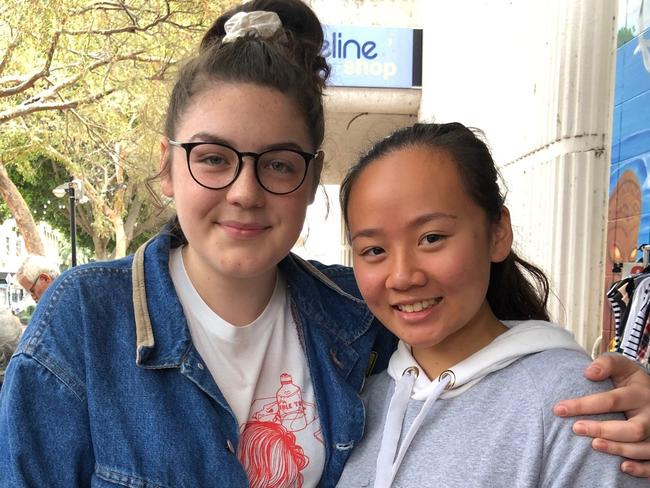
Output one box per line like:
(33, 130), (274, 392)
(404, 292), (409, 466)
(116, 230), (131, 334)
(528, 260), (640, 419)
(323, 25), (422, 88)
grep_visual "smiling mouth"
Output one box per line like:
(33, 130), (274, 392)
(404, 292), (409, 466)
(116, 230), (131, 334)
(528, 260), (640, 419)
(217, 220), (271, 239)
(219, 220), (269, 230)
(394, 298), (442, 313)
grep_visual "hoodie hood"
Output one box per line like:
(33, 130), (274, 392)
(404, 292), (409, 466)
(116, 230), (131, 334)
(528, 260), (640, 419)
(387, 320), (585, 400)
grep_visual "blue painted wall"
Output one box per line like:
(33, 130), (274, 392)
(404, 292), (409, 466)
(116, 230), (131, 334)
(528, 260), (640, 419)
(604, 1), (650, 347)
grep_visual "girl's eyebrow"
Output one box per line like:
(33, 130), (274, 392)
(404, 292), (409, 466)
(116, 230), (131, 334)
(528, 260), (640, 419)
(188, 132), (230, 144)
(187, 132), (307, 152)
(350, 212), (457, 241)
(409, 212), (457, 228)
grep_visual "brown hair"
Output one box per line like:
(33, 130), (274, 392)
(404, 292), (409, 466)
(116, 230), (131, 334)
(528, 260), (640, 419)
(164, 0), (329, 147)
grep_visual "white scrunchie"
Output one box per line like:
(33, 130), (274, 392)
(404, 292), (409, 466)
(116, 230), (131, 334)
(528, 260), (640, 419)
(222, 11), (284, 44)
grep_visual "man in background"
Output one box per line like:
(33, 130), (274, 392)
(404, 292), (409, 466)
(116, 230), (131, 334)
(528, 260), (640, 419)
(16, 254), (60, 303)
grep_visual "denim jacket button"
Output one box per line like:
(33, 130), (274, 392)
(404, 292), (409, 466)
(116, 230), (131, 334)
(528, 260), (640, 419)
(197, 362), (204, 370)
(226, 439), (235, 454)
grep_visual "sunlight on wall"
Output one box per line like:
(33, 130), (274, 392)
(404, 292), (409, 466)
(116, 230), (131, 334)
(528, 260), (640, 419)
(292, 185), (343, 265)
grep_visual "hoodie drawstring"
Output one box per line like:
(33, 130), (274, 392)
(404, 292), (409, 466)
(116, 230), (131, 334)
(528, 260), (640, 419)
(374, 367), (451, 488)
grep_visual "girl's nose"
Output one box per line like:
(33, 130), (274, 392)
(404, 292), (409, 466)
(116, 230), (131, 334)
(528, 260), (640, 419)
(225, 158), (265, 208)
(385, 253), (427, 290)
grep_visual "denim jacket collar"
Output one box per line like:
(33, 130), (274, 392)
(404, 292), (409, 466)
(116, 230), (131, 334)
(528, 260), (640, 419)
(133, 234), (192, 368)
(132, 233), (375, 369)
(278, 252), (375, 344)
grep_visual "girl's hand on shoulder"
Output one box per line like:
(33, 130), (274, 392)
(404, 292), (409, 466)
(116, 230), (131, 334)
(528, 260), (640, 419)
(552, 353), (650, 478)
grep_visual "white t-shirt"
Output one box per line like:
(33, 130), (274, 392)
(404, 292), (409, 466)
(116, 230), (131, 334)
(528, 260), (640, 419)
(169, 248), (325, 488)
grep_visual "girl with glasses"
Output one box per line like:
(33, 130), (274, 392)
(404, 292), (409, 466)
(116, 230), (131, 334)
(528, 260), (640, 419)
(2, 2), (650, 486)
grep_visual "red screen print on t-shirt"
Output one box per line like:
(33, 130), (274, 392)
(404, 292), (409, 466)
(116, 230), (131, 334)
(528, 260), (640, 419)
(238, 373), (322, 488)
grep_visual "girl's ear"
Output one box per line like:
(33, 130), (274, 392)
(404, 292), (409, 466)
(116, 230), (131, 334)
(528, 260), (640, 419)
(490, 206), (513, 263)
(160, 138), (174, 198)
(308, 151), (325, 204)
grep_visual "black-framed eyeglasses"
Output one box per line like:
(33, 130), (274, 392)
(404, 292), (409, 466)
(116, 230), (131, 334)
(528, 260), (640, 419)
(28, 276), (39, 299)
(168, 140), (317, 195)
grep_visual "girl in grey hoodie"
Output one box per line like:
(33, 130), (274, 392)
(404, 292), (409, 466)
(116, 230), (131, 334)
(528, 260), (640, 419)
(336, 122), (647, 487)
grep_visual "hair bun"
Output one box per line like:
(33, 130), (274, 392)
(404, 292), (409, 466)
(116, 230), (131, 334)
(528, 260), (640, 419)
(221, 11), (285, 44)
(201, 0), (330, 88)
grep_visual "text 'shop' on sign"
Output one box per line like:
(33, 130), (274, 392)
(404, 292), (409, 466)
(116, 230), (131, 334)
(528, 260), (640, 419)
(323, 25), (422, 89)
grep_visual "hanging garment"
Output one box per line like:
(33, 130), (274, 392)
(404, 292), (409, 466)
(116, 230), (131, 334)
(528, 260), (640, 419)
(606, 277), (635, 352)
(619, 275), (650, 359)
(635, 312), (650, 366)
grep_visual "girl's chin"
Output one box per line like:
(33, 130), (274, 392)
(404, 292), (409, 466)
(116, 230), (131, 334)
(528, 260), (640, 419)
(389, 329), (446, 350)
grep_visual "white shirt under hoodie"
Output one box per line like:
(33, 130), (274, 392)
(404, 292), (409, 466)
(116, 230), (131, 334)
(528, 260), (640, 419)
(336, 320), (646, 488)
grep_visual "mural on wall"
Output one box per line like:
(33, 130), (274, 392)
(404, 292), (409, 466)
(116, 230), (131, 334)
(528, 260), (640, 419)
(604, 0), (650, 348)
(607, 170), (642, 273)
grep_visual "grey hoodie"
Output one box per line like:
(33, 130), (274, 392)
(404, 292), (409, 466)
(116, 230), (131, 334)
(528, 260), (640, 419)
(336, 320), (646, 488)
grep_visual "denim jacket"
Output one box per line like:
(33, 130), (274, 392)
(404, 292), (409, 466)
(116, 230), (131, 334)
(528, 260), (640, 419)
(0, 233), (396, 487)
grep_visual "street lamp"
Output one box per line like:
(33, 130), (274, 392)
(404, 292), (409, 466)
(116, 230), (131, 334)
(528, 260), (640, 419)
(52, 177), (88, 267)
(5, 272), (14, 310)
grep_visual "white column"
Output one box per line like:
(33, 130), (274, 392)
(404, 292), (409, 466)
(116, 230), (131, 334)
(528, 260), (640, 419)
(420, 0), (617, 349)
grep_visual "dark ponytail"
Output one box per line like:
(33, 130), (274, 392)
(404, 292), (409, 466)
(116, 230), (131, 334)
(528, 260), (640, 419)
(340, 122), (550, 321)
(487, 253), (550, 321)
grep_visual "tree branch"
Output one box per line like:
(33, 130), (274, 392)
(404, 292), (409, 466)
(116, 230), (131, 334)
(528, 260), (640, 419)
(61, 1), (172, 36)
(67, 109), (118, 162)
(19, 51), (146, 106)
(0, 33), (21, 77)
(0, 89), (116, 124)
(123, 188), (142, 239)
(70, 1), (126, 16)
(0, 31), (61, 97)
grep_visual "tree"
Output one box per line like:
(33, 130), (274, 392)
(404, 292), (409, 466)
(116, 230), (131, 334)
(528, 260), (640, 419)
(0, 0), (235, 258)
(617, 25), (636, 48)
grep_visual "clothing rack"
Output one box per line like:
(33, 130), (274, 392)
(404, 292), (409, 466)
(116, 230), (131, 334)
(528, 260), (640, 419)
(606, 250), (650, 369)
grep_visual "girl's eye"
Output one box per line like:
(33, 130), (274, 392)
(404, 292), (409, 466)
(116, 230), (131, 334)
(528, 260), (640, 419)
(361, 246), (385, 257)
(189, 145), (233, 167)
(267, 160), (295, 174)
(192, 152), (230, 167)
(420, 233), (443, 246)
(203, 155), (229, 166)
